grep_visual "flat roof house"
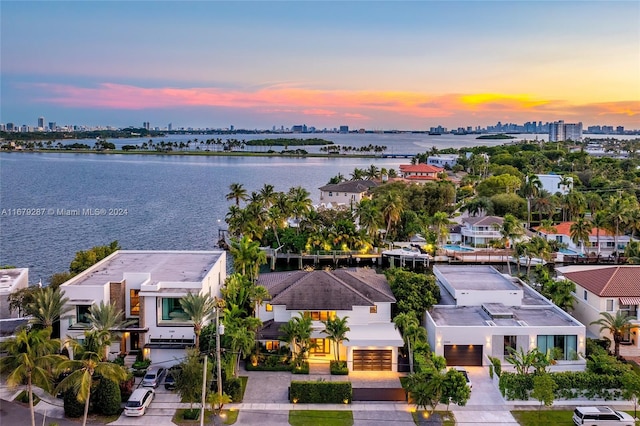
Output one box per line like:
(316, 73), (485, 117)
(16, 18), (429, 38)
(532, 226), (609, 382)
(256, 268), (403, 371)
(426, 265), (586, 371)
(59, 250), (226, 366)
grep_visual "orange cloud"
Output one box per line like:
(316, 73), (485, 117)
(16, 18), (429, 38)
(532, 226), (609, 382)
(30, 82), (640, 125)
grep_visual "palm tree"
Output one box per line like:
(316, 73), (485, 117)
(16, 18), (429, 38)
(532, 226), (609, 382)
(393, 313), (426, 374)
(590, 211), (608, 256)
(355, 199), (381, 241)
(590, 311), (637, 357)
(585, 192), (603, 218)
(230, 235), (267, 282)
(321, 315), (350, 361)
(381, 191), (404, 240)
(430, 212), (450, 247)
(570, 217), (592, 255)
(25, 286), (72, 331)
(0, 328), (64, 426)
(259, 184), (276, 208)
(86, 301), (135, 361)
(522, 174), (542, 228)
(606, 195), (632, 262)
(55, 339), (128, 426)
(498, 214), (525, 275)
(279, 314), (313, 368)
(179, 292), (216, 349)
(226, 183), (248, 206)
(365, 164), (380, 180)
(288, 186), (313, 230)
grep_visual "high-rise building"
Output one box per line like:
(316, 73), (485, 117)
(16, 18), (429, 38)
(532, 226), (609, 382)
(143, 121), (150, 131)
(38, 117), (45, 129)
(549, 120), (582, 142)
(339, 125), (349, 134)
(168, 123), (172, 131)
(48, 122), (56, 131)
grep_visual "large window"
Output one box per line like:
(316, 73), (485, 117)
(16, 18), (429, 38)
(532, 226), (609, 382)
(130, 290), (140, 316)
(76, 305), (91, 325)
(310, 338), (329, 354)
(303, 311), (336, 321)
(160, 298), (188, 322)
(537, 335), (577, 361)
(606, 299), (614, 312)
(504, 335), (517, 357)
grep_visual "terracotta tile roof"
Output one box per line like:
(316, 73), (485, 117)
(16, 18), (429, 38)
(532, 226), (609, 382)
(399, 164), (444, 173)
(563, 266), (640, 297)
(318, 179), (378, 193)
(535, 221), (615, 237)
(256, 268), (395, 311)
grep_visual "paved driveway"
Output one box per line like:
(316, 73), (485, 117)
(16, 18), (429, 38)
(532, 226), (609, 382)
(110, 385), (180, 426)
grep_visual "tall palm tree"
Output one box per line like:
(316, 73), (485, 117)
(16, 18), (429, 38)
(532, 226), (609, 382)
(430, 212), (450, 247)
(179, 292), (216, 349)
(0, 328), (64, 426)
(585, 192), (603, 219)
(590, 311), (637, 357)
(279, 314), (313, 368)
(230, 235), (267, 282)
(288, 186), (313, 229)
(393, 313), (425, 374)
(498, 214), (525, 275)
(590, 211), (608, 256)
(259, 184), (276, 208)
(381, 191), (404, 240)
(26, 286), (72, 331)
(55, 339), (128, 426)
(570, 217), (593, 255)
(226, 183), (248, 206)
(522, 174), (542, 228)
(606, 195), (632, 263)
(355, 199), (381, 241)
(365, 164), (380, 180)
(321, 315), (350, 361)
(86, 301), (135, 361)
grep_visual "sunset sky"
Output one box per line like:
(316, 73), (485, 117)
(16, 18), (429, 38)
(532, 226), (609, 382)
(2, 1), (639, 130)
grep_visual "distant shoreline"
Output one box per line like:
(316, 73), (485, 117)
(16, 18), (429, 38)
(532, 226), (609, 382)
(0, 148), (382, 159)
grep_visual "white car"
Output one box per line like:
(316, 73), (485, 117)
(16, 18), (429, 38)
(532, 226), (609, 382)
(451, 366), (472, 389)
(573, 406), (635, 425)
(124, 388), (154, 417)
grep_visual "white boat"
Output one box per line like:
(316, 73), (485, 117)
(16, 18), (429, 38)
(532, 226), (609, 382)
(508, 256), (546, 266)
(382, 246), (431, 259)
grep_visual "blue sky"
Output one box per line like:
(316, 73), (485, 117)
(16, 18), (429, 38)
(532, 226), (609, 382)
(2, 1), (639, 130)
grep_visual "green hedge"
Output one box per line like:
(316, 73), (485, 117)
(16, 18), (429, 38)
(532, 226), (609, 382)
(330, 361), (348, 375)
(499, 371), (625, 401)
(292, 362), (309, 374)
(223, 377), (243, 402)
(245, 362), (292, 372)
(94, 378), (121, 416)
(289, 381), (352, 403)
(63, 389), (85, 418)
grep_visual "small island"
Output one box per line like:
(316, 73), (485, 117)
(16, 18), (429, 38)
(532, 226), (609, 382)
(476, 133), (517, 140)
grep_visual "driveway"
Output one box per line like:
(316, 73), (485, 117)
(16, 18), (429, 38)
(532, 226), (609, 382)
(451, 367), (519, 426)
(110, 384), (180, 426)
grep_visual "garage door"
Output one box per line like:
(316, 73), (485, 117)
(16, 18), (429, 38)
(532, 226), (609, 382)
(444, 345), (483, 366)
(353, 350), (392, 371)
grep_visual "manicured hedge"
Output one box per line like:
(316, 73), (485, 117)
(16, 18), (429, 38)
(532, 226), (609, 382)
(94, 378), (121, 416)
(223, 377), (243, 402)
(499, 371), (625, 401)
(245, 362), (292, 372)
(291, 362), (309, 374)
(330, 361), (348, 375)
(289, 381), (352, 403)
(63, 389), (85, 418)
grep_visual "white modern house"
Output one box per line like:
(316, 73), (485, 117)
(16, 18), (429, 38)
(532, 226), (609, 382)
(536, 221), (633, 257)
(536, 174), (573, 195)
(427, 154), (459, 168)
(59, 250), (226, 365)
(558, 265), (640, 349)
(0, 268), (29, 319)
(318, 179), (378, 209)
(426, 265), (586, 371)
(256, 268), (403, 371)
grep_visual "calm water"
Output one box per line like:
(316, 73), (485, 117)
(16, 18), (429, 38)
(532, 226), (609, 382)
(0, 153), (405, 283)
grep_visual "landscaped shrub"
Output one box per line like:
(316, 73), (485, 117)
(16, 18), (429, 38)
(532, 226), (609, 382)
(182, 408), (199, 420)
(223, 377), (242, 402)
(291, 361), (309, 374)
(132, 358), (151, 370)
(488, 356), (502, 378)
(289, 381), (352, 403)
(63, 389), (85, 418)
(119, 373), (135, 401)
(93, 378), (121, 416)
(330, 360), (348, 375)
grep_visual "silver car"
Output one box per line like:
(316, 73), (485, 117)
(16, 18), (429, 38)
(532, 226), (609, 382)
(142, 367), (166, 388)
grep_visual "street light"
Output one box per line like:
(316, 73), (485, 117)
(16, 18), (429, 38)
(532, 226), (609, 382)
(200, 296), (226, 426)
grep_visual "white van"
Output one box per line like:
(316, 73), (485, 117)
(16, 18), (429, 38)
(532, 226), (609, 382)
(572, 406), (635, 426)
(124, 388), (154, 417)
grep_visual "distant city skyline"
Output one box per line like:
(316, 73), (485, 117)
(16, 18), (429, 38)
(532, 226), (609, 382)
(1, 1), (639, 130)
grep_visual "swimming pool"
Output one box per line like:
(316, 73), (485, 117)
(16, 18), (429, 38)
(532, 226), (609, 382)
(442, 244), (474, 252)
(559, 248), (580, 255)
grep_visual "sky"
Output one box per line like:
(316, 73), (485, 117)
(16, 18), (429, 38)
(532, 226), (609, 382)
(1, 1), (639, 130)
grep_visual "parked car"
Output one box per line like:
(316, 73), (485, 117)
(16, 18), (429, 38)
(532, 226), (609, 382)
(573, 406), (635, 425)
(124, 388), (154, 417)
(164, 365), (182, 390)
(142, 367), (166, 388)
(450, 366), (472, 389)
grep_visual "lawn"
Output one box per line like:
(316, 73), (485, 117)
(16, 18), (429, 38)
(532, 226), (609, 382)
(288, 410), (353, 426)
(173, 408), (238, 425)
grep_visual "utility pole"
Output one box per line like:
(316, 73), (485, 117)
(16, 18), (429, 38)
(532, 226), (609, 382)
(215, 297), (225, 412)
(199, 354), (207, 426)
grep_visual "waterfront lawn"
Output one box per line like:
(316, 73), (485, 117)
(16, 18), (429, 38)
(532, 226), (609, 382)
(288, 410), (353, 426)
